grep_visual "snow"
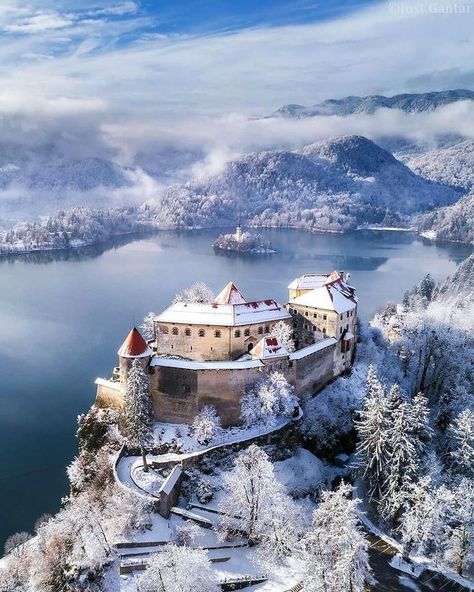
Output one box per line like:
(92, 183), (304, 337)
(159, 467), (182, 495)
(289, 337), (336, 360)
(150, 357), (264, 371)
(274, 448), (328, 493)
(95, 377), (122, 391)
(156, 299), (291, 327)
(290, 283), (357, 314)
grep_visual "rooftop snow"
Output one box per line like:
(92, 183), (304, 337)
(156, 299), (290, 327)
(289, 337), (337, 360)
(251, 336), (290, 359)
(215, 281), (247, 304)
(289, 281), (357, 314)
(95, 377), (122, 391)
(288, 271), (343, 291)
(159, 466), (182, 496)
(151, 357), (264, 370)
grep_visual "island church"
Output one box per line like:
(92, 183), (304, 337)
(96, 271), (357, 425)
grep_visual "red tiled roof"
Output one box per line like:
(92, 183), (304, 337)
(118, 327), (152, 358)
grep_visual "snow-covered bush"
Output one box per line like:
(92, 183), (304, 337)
(172, 521), (201, 546)
(196, 479), (214, 504)
(192, 405), (221, 444)
(138, 545), (220, 592)
(241, 372), (299, 427)
(140, 311), (157, 340)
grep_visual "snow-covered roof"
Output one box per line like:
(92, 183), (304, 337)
(118, 327), (153, 358)
(343, 331), (355, 340)
(95, 377), (122, 391)
(215, 282), (247, 304)
(151, 357), (264, 370)
(252, 336), (290, 360)
(159, 466), (182, 495)
(289, 337), (337, 360)
(288, 271), (344, 291)
(289, 279), (357, 314)
(156, 299), (290, 327)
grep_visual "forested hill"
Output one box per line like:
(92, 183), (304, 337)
(156, 136), (459, 233)
(272, 89), (474, 118)
(418, 191), (474, 245)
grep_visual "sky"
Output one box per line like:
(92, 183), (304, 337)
(0, 0), (473, 172)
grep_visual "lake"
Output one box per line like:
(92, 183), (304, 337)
(0, 228), (472, 547)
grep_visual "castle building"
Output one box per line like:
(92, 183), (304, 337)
(96, 272), (357, 426)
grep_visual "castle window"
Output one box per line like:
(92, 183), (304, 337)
(305, 311), (309, 317)
(258, 326), (263, 335)
(340, 314), (343, 320)
(234, 329), (241, 338)
(323, 327), (326, 334)
(198, 329), (205, 337)
(313, 313), (317, 318)
(265, 325), (270, 333)
(323, 314), (327, 321)
(215, 330), (222, 338)
(347, 312), (350, 318)
(244, 328), (250, 337)
(172, 327), (179, 335)
(160, 325), (169, 334)
(185, 328), (191, 336)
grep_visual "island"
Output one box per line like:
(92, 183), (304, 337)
(212, 225), (276, 254)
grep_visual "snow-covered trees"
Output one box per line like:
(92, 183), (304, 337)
(241, 372), (299, 427)
(140, 311), (157, 341)
(449, 409), (474, 479)
(355, 367), (432, 523)
(271, 320), (295, 352)
(173, 282), (214, 304)
(355, 366), (393, 500)
(191, 405), (221, 444)
(138, 545), (220, 592)
(302, 483), (372, 592)
(446, 479), (474, 575)
(121, 359), (154, 471)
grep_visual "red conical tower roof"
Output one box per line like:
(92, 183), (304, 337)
(118, 326), (153, 358)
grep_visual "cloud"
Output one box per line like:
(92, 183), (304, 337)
(90, 2), (138, 16)
(4, 11), (74, 33)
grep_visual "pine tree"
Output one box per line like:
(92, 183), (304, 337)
(302, 483), (372, 592)
(355, 366), (392, 500)
(121, 359), (154, 472)
(449, 409), (474, 480)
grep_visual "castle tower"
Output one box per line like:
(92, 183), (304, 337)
(118, 326), (153, 388)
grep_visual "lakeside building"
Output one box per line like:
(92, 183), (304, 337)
(96, 271), (357, 425)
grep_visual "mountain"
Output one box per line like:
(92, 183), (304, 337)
(418, 190), (474, 244)
(156, 135), (459, 232)
(406, 140), (474, 191)
(25, 157), (131, 192)
(272, 89), (474, 118)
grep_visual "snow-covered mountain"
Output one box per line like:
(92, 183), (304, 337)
(272, 89), (474, 118)
(418, 190), (474, 244)
(156, 135), (459, 232)
(406, 140), (474, 191)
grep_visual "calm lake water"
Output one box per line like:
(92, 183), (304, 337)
(0, 228), (472, 547)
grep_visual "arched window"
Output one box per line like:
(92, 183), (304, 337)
(160, 326), (169, 334)
(244, 328), (250, 337)
(215, 330), (222, 338)
(257, 326), (263, 335)
(264, 325), (270, 334)
(198, 329), (205, 337)
(172, 327), (179, 335)
(185, 328), (191, 337)
(247, 342), (254, 353)
(234, 329), (241, 338)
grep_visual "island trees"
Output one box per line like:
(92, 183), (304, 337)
(121, 358), (154, 471)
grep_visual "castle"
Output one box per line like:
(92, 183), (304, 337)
(95, 271), (357, 426)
